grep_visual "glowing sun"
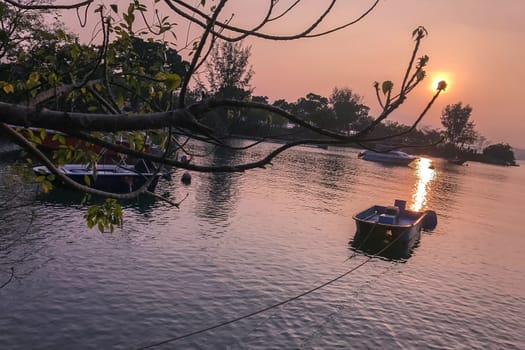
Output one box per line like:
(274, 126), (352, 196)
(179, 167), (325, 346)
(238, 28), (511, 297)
(430, 73), (450, 92)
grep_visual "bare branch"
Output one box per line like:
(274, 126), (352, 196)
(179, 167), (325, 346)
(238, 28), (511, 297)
(3, 0), (94, 10)
(179, 0), (228, 106)
(0, 102), (213, 134)
(357, 88), (444, 143)
(0, 267), (14, 289)
(0, 0), (446, 209)
(304, 0), (381, 38)
(164, 0), (379, 42)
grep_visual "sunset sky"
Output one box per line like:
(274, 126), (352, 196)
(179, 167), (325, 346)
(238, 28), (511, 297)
(236, 0), (525, 148)
(66, 1), (525, 148)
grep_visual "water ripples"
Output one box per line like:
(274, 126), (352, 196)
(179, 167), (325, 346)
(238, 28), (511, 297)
(1, 149), (524, 349)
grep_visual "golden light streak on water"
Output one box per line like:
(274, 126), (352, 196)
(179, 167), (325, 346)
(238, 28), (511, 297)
(411, 157), (436, 211)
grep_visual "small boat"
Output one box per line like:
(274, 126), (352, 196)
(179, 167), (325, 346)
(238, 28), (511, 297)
(33, 160), (161, 193)
(351, 200), (437, 258)
(358, 150), (417, 166)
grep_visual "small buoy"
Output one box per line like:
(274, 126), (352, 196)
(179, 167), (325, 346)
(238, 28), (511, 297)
(423, 210), (438, 231)
(181, 171), (191, 184)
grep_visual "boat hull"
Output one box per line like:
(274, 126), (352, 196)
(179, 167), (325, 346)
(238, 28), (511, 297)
(351, 203), (431, 259)
(33, 164), (161, 193)
(359, 151), (416, 166)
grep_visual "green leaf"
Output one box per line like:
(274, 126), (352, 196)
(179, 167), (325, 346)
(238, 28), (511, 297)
(81, 194), (89, 205)
(110, 4), (118, 13)
(165, 73), (181, 91)
(84, 199), (123, 233)
(42, 181), (53, 193)
(416, 70), (426, 81)
(58, 134), (66, 145)
(27, 129), (42, 144)
(56, 29), (66, 40)
(2, 83), (14, 94)
(116, 94), (125, 108)
(70, 44), (80, 59)
(47, 72), (59, 85)
(382, 81), (393, 95)
(29, 71), (40, 83)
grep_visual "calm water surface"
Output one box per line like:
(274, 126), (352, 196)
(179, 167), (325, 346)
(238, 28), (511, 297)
(1, 142), (524, 349)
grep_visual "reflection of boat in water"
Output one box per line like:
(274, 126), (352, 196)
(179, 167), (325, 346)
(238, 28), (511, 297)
(448, 157), (467, 165)
(358, 150), (417, 166)
(302, 144), (329, 150)
(33, 160), (161, 193)
(351, 199), (437, 259)
(35, 186), (160, 214)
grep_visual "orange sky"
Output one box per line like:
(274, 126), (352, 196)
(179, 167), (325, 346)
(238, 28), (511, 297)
(65, 1), (525, 148)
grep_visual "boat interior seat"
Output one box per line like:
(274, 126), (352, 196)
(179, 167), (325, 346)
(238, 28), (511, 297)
(378, 214), (398, 224)
(385, 206), (400, 216)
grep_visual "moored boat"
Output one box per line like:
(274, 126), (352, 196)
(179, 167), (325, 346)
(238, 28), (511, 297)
(351, 199), (437, 258)
(33, 160), (161, 193)
(358, 150), (417, 166)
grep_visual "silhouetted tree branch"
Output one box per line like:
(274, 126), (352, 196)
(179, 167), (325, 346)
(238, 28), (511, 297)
(0, 0), (446, 219)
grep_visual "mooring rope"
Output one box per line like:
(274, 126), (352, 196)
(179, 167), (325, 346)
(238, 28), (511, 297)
(298, 261), (398, 349)
(344, 220), (378, 263)
(134, 233), (404, 350)
(236, 220), (386, 348)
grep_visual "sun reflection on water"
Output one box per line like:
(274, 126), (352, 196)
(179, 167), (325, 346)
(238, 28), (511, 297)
(411, 157), (436, 211)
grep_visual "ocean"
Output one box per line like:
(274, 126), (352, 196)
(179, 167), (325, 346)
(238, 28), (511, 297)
(1, 141), (524, 349)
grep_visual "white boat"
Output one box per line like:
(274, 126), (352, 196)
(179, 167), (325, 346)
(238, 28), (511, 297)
(358, 150), (417, 165)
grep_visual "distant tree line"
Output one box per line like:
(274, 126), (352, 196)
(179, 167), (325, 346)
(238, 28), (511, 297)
(1, 18), (516, 167)
(434, 102), (517, 165)
(196, 41), (517, 165)
(195, 41), (441, 146)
